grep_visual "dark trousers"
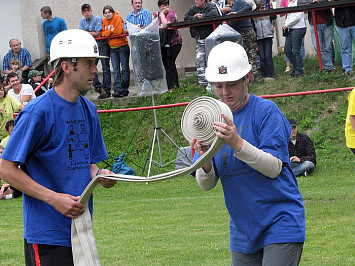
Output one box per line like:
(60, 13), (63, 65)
(257, 37), (274, 78)
(93, 40), (111, 94)
(24, 239), (74, 266)
(110, 44), (130, 94)
(285, 27), (307, 75)
(162, 43), (182, 90)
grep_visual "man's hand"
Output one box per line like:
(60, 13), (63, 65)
(49, 193), (84, 219)
(290, 156), (301, 163)
(194, 13), (204, 19)
(97, 168), (116, 188)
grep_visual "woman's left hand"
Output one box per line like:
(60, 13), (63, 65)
(213, 114), (244, 152)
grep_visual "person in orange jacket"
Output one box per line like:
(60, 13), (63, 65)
(102, 5), (130, 98)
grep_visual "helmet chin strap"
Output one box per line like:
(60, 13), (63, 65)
(231, 77), (249, 112)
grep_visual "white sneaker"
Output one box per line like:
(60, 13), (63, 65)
(4, 194), (14, 199)
(264, 77), (275, 82)
(285, 67), (291, 73)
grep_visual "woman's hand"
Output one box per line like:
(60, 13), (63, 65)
(213, 114), (243, 152)
(190, 138), (212, 173)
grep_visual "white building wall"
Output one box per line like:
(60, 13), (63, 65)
(1, 0), (316, 74)
(0, 0), (24, 70)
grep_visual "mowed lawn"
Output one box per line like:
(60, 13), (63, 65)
(1, 56), (354, 265)
(1, 161), (354, 265)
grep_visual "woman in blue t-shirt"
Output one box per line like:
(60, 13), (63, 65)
(191, 41), (305, 266)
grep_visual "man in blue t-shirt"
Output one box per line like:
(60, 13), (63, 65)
(0, 29), (116, 265)
(79, 4), (111, 99)
(40, 6), (68, 75)
(123, 0), (152, 33)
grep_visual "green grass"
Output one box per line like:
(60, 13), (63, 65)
(0, 56), (354, 265)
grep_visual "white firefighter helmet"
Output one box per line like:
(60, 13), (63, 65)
(205, 41), (251, 83)
(48, 29), (107, 66)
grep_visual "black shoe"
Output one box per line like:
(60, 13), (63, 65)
(95, 87), (103, 94)
(112, 92), (126, 98)
(291, 72), (303, 78)
(98, 91), (111, 99)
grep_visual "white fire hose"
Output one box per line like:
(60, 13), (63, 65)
(71, 96), (233, 265)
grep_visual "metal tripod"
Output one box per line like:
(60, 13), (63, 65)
(142, 93), (191, 177)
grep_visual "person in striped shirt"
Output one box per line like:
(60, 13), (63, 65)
(2, 39), (32, 82)
(123, 0), (152, 33)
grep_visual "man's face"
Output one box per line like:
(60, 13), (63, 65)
(10, 40), (21, 54)
(68, 58), (98, 92)
(132, 0), (142, 12)
(33, 75), (42, 82)
(8, 76), (21, 90)
(291, 125), (298, 139)
(82, 8), (92, 19)
(195, 0), (206, 8)
(41, 11), (49, 20)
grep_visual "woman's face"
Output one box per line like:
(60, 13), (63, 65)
(213, 78), (249, 111)
(159, 4), (169, 12)
(0, 87), (4, 99)
(104, 9), (113, 20)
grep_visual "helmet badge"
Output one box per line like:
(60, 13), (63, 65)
(93, 44), (98, 54)
(218, 66), (228, 75)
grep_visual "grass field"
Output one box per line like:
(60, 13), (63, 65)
(0, 56), (354, 265)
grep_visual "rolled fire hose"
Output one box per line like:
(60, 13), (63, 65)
(71, 96), (233, 265)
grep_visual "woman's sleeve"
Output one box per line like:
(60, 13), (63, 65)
(101, 19), (111, 37)
(112, 15), (124, 36)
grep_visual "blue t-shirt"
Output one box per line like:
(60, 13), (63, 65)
(194, 95), (305, 254)
(79, 15), (102, 33)
(2, 89), (108, 247)
(43, 17), (68, 53)
(124, 8), (152, 29)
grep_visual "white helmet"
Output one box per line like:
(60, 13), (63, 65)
(205, 41), (251, 83)
(48, 29), (108, 66)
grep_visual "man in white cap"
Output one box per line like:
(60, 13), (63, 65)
(0, 29), (116, 265)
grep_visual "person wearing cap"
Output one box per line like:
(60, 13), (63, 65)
(0, 29), (116, 265)
(28, 69), (48, 97)
(80, 4), (112, 99)
(288, 118), (316, 177)
(191, 41), (305, 265)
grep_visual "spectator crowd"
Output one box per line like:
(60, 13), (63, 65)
(1, 1), (354, 94)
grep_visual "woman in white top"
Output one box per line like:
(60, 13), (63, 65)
(281, 0), (307, 77)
